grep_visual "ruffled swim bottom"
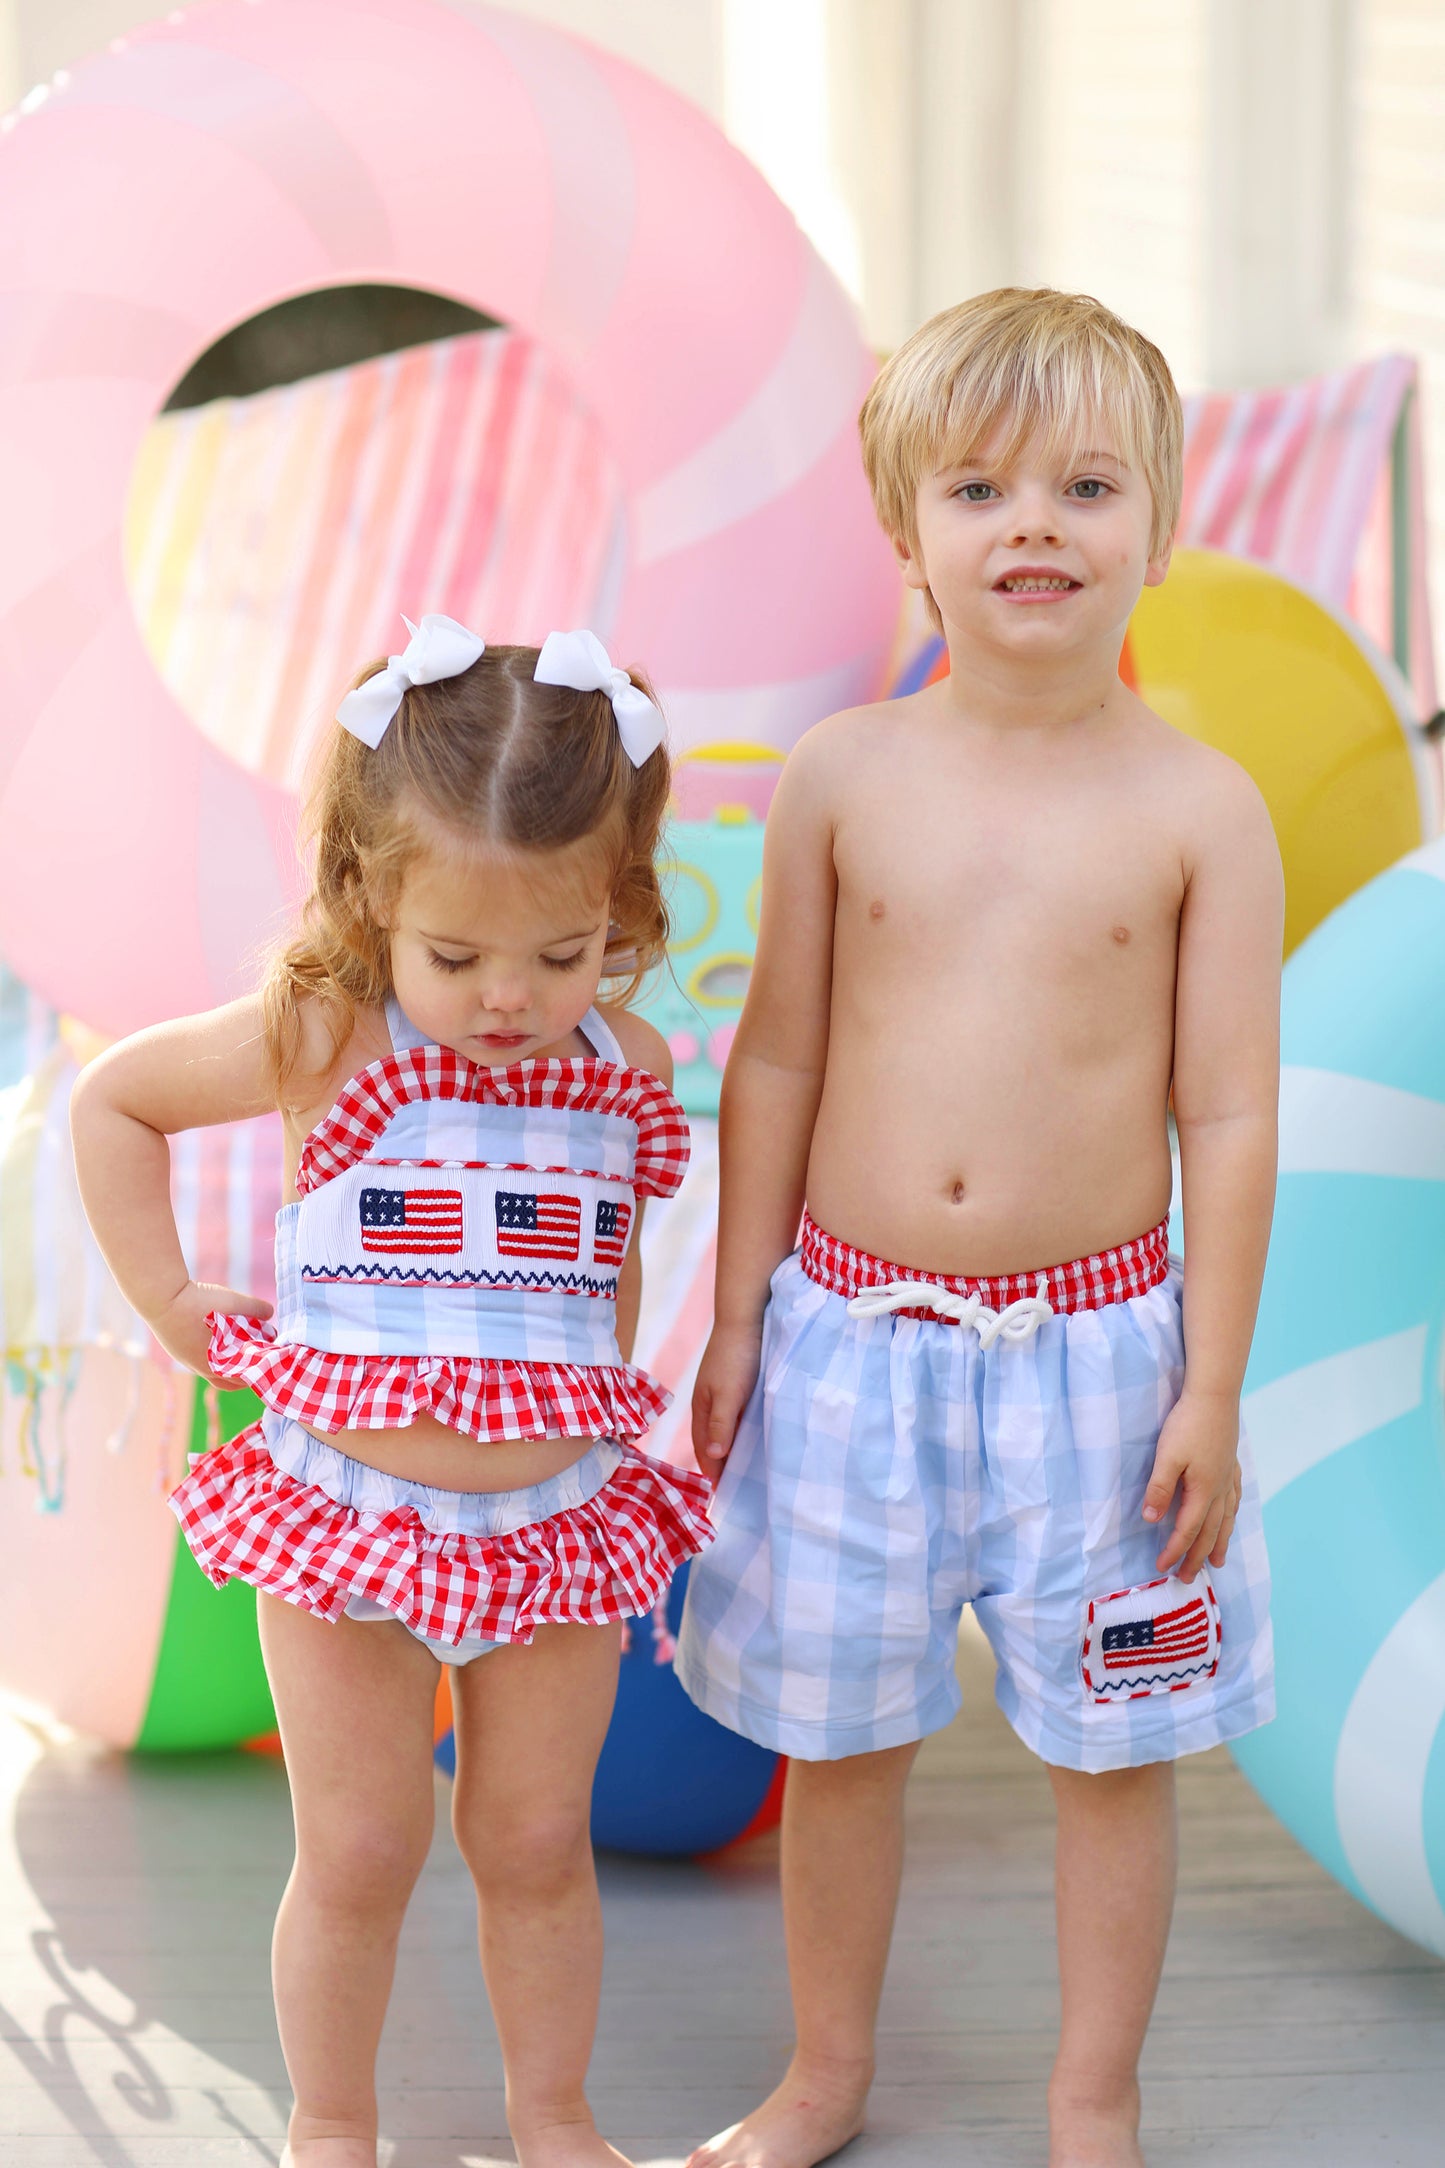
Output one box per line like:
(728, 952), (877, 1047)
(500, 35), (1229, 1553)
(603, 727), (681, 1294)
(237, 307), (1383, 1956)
(170, 1413), (713, 1659)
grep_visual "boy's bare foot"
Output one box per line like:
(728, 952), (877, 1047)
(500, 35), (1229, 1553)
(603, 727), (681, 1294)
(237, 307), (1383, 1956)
(512, 2108), (633, 2168)
(1048, 2085), (1146, 2167)
(685, 2054), (870, 2168)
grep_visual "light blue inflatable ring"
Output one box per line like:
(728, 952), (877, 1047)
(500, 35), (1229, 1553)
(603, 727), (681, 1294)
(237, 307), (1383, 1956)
(1233, 833), (1445, 1955)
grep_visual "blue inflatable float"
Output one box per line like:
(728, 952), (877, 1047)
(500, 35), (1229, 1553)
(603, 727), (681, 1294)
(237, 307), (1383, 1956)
(1235, 834), (1445, 1955)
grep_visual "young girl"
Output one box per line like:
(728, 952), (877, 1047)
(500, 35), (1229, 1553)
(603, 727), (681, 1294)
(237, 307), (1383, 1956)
(71, 617), (713, 2168)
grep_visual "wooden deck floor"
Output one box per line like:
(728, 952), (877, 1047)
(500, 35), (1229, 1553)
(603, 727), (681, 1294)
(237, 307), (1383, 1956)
(1, 1619), (1441, 2167)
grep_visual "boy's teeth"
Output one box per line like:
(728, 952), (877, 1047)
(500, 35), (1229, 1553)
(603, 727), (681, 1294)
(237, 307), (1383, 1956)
(1002, 576), (1074, 591)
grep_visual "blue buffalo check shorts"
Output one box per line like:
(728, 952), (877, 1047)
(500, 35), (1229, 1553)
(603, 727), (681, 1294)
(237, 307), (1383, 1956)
(675, 1216), (1274, 1772)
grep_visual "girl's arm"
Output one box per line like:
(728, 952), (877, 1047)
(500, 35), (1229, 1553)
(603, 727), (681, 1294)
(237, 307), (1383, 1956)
(693, 727), (839, 1469)
(70, 996), (281, 1377)
(605, 1009), (675, 1362)
(1148, 761), (1283, 1580)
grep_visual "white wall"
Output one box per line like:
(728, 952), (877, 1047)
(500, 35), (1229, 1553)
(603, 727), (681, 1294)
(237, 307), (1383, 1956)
(1008, 0), (1209, 389)
(1354, 0), (1445, 680)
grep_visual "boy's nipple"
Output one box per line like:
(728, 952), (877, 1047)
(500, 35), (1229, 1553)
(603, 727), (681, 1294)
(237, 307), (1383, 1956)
(1112, 923), (1131, 944)
(869, 898), (886, 922)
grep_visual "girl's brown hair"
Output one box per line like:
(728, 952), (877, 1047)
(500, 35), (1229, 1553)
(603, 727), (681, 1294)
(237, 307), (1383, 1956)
(261, 643), (670, 1092)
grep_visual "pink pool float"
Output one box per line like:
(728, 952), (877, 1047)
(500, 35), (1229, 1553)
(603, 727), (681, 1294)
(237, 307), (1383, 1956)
(0, 0), (896, 1038)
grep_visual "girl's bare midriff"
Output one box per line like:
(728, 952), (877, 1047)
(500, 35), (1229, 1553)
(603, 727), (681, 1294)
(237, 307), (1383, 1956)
(301, 1416), (595, 1494)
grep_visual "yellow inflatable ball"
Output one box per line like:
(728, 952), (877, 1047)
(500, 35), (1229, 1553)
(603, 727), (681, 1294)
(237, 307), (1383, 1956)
(1123, 549), (1433, 956)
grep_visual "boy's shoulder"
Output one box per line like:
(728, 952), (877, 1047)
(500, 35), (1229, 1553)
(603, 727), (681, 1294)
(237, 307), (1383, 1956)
(1131, 690), (1272, 807)
(1126, 692), (1279, 870)
(780, 690), (925, 792)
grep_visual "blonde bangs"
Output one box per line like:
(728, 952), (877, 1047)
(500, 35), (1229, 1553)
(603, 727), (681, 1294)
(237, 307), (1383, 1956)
(860, 288), (1183, 561)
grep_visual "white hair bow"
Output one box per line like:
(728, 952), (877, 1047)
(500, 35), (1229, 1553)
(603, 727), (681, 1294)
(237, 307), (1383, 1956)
(533, 629), (665, 767)
(336, 614), (486, 748)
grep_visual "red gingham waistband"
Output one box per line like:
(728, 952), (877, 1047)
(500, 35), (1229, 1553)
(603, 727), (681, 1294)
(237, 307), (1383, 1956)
(800, 1211), (1172, 1322)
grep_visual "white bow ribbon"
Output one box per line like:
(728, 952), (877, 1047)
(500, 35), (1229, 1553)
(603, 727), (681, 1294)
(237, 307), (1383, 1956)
(336, 614), (486, 748)
(533, 629), (665, 767)
(847, 1277), (1054, 1350)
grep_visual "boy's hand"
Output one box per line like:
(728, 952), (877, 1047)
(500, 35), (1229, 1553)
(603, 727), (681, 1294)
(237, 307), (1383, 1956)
(1142, 1391), (1243, 1580)
(146, 1280), (273, 1384)
(692, 1322), (763, 1479)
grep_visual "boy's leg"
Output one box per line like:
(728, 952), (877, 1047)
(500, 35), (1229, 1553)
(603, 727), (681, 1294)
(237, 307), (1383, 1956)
(688, 1740), (918, 2168)
(1047, 1760), (1177, 2168)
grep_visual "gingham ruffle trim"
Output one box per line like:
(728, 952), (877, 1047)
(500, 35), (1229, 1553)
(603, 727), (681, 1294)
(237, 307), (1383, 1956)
(208, 1313), (672, 1443)
(170, 1423), (714, 1646)
(298, 1050), (689, 1200)
(800, 1211), (1171, 1320)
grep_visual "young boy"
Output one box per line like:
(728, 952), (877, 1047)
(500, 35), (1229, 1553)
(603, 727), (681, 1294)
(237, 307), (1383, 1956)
(674, 288), (1279, 2168)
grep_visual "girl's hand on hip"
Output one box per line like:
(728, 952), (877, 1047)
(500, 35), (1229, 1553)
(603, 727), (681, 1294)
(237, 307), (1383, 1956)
(691, 1322), (763, 1480)
(1143, 1390), (1242, 1580)
(147, 1279), (273, 1384)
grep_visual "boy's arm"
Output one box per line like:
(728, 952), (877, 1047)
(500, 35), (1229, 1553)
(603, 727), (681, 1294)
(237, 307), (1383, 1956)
(1147, 762), (1283, 1579)
(693, 729), (839, 1468)
(70, 996), (279, 1377)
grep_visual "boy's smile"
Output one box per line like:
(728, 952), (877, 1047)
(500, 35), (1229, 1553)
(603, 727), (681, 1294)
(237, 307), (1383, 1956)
(899, 430), (1170, 667)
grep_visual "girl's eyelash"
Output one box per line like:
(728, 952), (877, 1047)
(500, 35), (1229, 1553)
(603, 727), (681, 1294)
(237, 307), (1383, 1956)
(427, 950), (473, 975)
(543, 951), (587, 973)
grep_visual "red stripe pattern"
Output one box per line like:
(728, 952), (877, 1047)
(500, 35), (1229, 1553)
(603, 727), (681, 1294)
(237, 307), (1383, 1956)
(360, 1185), (463, 1255)
(592, 1197), (632, 1269)
(801, 1214), (1170, 1322)
(171, 1424), (714, 1648)
(495, 1190), (582, 1262)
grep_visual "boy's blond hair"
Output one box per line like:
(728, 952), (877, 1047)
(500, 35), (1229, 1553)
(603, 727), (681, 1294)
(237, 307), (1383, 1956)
(859, 288), (1183, 629)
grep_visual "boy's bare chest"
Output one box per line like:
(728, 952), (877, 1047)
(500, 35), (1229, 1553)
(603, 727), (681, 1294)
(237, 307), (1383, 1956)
(833, 781), (1184, 984)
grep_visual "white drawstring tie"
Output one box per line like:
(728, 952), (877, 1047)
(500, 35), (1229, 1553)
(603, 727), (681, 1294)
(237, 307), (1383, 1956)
(846, 1276), (1054, 1349)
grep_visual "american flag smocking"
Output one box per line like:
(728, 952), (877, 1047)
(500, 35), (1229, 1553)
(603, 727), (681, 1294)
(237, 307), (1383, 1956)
(359, 1187), (463, 1255)
(1099, 1596), (1211, 1669)
(495, 1190), (583, 1262)
(1081, 1576), (1220, 1701)
(593, 1197), (632, 1268)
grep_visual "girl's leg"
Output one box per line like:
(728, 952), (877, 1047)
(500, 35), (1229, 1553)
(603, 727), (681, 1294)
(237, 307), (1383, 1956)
(449, 1621), (625, 2168)
(1047, 1759), (1177, 2168)
(259, 1595), (441, 2168)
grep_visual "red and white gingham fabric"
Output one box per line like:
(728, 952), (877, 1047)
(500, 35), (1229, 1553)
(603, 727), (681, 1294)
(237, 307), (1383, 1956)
(172, 1421), (714, 1646)
(298, 1050), (690, 1199)
(800, 1211), (1171, 1322)
(208, 1313), (671, 1442)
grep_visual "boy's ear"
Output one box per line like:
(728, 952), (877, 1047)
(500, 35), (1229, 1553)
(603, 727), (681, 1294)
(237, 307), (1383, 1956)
(891, 530), (931, 593)
(1143, 536), (1174, 589)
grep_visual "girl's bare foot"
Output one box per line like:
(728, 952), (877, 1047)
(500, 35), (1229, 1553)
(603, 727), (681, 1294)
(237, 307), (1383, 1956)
(281, 2138), (377, 2168)
(512, 2106), (633, 2168)
(1048, 2080), (1146, 2167)
(685, 2054), (870, 2168)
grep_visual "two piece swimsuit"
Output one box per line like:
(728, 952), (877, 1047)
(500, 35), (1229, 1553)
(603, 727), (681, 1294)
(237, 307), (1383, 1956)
(171, 1000), (713, 1661)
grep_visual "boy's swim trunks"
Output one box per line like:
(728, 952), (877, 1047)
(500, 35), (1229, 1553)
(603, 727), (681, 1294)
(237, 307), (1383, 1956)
(675, 1215), (1274, 1772)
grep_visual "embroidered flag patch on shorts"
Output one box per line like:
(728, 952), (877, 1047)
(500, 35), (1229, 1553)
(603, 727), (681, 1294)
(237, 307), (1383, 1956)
(1080, 1573), (1222, 1704)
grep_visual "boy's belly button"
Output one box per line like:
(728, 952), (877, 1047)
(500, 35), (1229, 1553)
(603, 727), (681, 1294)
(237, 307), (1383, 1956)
(949, 1179), (966, 1206)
